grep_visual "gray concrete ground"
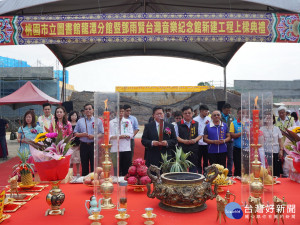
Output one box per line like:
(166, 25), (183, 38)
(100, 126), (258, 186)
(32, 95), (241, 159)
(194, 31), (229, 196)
(0, 133), (19, 164)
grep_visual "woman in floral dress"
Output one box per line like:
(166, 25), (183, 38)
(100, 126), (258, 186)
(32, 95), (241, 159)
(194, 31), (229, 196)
(49, 106), (72, 137)
(17, 110), (43, 155)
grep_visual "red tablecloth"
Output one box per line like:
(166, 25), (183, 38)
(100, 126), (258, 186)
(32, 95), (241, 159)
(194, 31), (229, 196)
(4, 179), (300, 225)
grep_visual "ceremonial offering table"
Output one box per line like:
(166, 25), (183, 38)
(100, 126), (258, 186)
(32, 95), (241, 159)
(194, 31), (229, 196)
(4, 179), (299, 225)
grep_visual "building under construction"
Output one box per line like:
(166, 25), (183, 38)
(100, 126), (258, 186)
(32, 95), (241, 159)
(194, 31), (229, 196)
(0, 56), (75, 130)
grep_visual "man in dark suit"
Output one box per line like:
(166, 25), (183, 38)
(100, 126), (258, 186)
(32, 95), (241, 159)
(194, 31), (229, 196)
(142, 106), (177, 167)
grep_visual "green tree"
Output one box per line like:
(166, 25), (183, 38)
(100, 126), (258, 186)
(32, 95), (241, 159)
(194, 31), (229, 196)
(197, 81), (211, 86)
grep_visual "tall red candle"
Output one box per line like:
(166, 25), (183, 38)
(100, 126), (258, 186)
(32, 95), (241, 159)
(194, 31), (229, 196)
(252, 96), (259, 145)
(103, 99), (110, 145)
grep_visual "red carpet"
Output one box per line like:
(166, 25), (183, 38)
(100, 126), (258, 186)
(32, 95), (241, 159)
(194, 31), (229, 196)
(0, 139), (145, 186)
(0, 156), (19, 186)
(3, 179), (300, 225)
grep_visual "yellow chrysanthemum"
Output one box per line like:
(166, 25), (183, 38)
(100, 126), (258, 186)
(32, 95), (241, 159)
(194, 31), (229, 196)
(34, 132), (48, 143)
(292, 127), (300, 134)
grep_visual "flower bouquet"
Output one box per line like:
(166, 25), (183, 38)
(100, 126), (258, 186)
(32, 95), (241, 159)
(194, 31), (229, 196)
(25, 128), (74, 216)
(26, 129), (73, 181)
(281, 127), (300, 175)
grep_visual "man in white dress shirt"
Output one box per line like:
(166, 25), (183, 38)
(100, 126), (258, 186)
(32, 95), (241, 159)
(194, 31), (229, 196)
(194, 105), (211, 174)
(123, 104), (139, 160)
(110, 105), (134, 176)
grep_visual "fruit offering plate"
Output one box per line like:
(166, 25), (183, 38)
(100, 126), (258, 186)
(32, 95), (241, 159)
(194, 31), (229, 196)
(4, 202), (26, 213)
(212, 183), (233, 187)
(212, 183), (233, 193)
(84, 184), (101, 187)
(6, 184), (48, 192)
(3, 197), (15, 206)
(18, 182), (38, 189)
(239, 176), (280, 185)
(128, 184), (146, 192)
(6, 193), (38, 202)
(264, 177), (281, 186)
(70, 176), (84, 184)
(0, 214), (11, 223)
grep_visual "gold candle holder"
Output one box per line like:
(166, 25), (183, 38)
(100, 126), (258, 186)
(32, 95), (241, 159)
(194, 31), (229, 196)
(115, 208), (130, 225)
(249, 144), (264, 198)
(100, 144), (115, 209)
(248, 144), (264, 225)
(88, 211), (104, 225)
(142, 208), (156, 225)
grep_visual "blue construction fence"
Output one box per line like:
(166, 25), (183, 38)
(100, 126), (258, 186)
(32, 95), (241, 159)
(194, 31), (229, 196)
(0, 56), (31, 67)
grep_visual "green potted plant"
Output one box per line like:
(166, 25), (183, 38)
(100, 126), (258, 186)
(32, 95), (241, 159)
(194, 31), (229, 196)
(160, 146), (194, 173)
(147, 146), (219, 212)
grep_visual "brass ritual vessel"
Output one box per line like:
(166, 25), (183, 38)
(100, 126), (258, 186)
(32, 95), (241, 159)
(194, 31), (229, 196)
(273, 196), (287, 225)
(249, 144), (264, 198)
(100, 144), (115, 209)
(45, 180), (65, 216)
(147, 165), (219, 213)
(216, 190), (236, 224)
(248, 144), (264, 225)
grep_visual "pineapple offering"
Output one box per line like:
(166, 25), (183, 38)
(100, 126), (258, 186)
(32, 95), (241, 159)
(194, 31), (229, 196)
(13, 149), (34, 186)
(209, 164), (233, 186)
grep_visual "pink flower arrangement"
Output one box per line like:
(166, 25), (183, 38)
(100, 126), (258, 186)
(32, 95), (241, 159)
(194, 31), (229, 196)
(282, 127), (300, 161)
(285, 141), (300, 161)
(26, 128), (73, 161)
(164, 127), (171, 136)
(46, 132), (58, 138)
(30, 128), (37, 134)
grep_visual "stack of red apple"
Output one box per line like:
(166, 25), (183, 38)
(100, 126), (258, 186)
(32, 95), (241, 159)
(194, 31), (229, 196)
(83, 167), (112, 186)
(124, 158), (151, 185)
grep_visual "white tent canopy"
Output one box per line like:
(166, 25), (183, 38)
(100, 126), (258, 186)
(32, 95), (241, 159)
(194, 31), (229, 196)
(244, 0), (300, 13)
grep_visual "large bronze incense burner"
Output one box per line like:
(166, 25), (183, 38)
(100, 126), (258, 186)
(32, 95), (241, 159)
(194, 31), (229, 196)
(146, 165), (218, 213)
